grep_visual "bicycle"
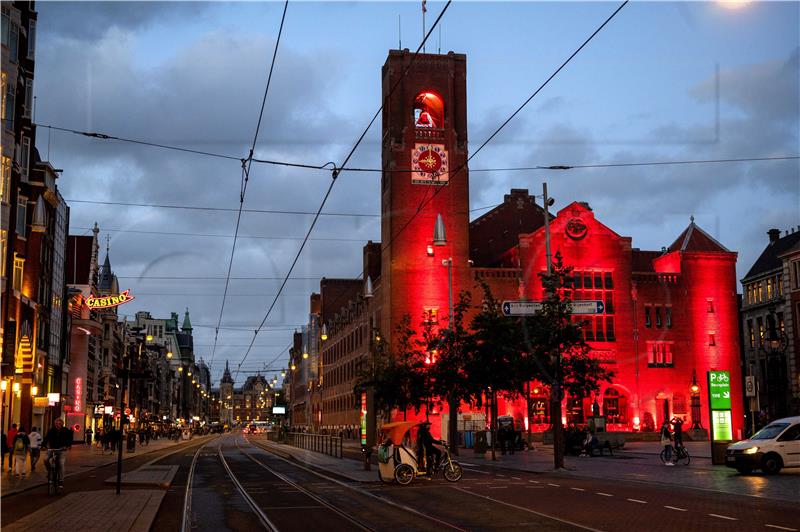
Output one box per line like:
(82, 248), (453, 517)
(660, 444), (690, 466)
(44, 448), (65, 495)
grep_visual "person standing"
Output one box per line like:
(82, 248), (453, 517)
(7, 423), (18, 471)
(12, 426), (30, 478)
(28, 426), (42, 472)
(85, 427), (93, 446)
(660, 420), (674, 465)
(670, 416), (684, 448)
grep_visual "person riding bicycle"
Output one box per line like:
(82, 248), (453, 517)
(417, 422), (442, 474)
(42, 419), (73, 487)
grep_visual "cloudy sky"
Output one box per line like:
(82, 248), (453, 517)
(33, 1), (799, 384)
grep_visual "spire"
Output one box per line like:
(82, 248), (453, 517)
(221, 360), (234, 384)
(98, 240), (115, 290)
(182, 308), (193, 332)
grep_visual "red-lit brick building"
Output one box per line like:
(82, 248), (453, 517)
(289, 49), (744, 440)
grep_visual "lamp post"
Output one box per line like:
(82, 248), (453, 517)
(689, 369), (702, 430)
(760, 306), (788, 420)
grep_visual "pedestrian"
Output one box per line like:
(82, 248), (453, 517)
(94, 428), (102, 449)
(670, 416), (684, 448)
(7, 423), (18, 471)
(1, 431), (8, 471)
(12, 426), (30, 478)
(85, 427), (93, 445)
(660, 420), (674, 466)
(101, 428), (110, 453)
(28, 426), (42, 472)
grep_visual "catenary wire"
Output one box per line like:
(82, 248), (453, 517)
(232, 1), (453, 381)
(210, 0), (290, 374)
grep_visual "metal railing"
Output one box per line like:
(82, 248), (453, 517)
(269, 431), (343, 459)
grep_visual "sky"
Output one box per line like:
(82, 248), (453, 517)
(32, 1), (799, 385)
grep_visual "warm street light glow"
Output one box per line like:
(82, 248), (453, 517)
(167, 351), (173, 359)
(303, 352), (309, 359)
(281, 371), (286, 377)
(188, 371), (192, 376)
(31, 385), (38, 396)
(321, 324), (328, 341)
(291, 364), (296, 371)
(178, 367), (184, 372)
(0, 380), (7, 391)
(146, 334), (154, 341)
(13, 382), (20, 392)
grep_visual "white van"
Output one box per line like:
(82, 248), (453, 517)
(725, 416), (800, 474)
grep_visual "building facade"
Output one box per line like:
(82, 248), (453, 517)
(740, 227), (800, 426)
(288, 48), (745, 440)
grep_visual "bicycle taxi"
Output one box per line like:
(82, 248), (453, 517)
(377, 421), (463, 485)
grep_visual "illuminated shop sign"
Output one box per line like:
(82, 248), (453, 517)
(74, 377), (83, 413)
(708, 370), (731, 410)
(360, 391), (367, 446)
(86, 290), (136, 309)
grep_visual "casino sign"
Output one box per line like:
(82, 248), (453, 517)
(86, 289), (136, 309)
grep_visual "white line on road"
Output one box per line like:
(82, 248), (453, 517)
(766, 525), (798, 531)
(571, 488), (586, 492)
(664, 505), (688, 512)
(547, 483), (560, 487)
(463, 468), (490, 475)
(489, 486), (508, 489)
(512, 476), (522, 480)
(596, 492), (613, 497)
(497, 474), (507, 477)
(529, 480), (540, 484)
(708, 514), (738, 521)
(626, 499), (647, 504)
(453, 487), (606, 532)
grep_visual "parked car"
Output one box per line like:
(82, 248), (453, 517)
(726, 416), (800, 474)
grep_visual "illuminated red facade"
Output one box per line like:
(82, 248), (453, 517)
(298, 49), (744, 440)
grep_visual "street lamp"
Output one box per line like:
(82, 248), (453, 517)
(760, 306), (789, 419)
(166, 351), (173, 359)
(689, 369), (702, 430)
(320, 324), (328, 341)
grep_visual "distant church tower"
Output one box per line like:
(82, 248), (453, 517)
(219, 360), (235, 426)
(380, 50), (471, 344)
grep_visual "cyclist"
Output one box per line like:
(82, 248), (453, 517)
(417, 422), (441, 474)
(42, 418), (73, 488)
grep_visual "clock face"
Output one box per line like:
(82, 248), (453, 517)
(412, 143), (449, 185)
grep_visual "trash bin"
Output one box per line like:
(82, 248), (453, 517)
(464, 431), (474, 449)
(474, 430), (488, 454)
(127, 431), (136, 452)
(711, 441), (730, 465)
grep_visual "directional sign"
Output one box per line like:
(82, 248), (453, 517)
(572, 301), (605, 315)
(708, 370), (732, 410)
(501, 300), (605, 317)
(501, 301), (542, 316)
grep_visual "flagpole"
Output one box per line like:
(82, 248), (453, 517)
(422, 0), (426, 52)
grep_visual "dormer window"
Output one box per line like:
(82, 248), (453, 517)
(414, 91), (444, 128)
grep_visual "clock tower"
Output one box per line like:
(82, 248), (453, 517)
(380, 50), (470, 346)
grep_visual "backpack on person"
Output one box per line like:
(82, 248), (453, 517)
(13, 434), (29, 454)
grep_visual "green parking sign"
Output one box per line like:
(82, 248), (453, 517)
(708, 370), (731, 410)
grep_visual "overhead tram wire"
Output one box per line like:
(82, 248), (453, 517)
(209, 0), (290, 373)
(232, 1), (453, 383)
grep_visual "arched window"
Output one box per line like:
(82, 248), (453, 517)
(413, 91), (444, 128)
(603, 388), (628, 424)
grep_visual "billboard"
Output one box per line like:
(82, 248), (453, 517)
(272, 406), (286, 415)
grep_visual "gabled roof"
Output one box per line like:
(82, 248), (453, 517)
(744, 230), (800, 280)
(668, 218), (730, 253)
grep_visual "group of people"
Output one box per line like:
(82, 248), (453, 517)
(1, 419), (73, 485)
(660, 416), (685, 465)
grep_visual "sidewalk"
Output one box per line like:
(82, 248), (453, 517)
(250, 436), (375, 482)
(1, 436), (201, 498)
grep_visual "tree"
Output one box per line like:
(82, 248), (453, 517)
(353, 316), (426, 421)
(525, 252), (614, 470)
(466, 281), (527, 459)
(424, 291), (474, 455)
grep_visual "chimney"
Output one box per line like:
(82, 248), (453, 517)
(767, 228), (781, 243)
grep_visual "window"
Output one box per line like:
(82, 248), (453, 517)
(708, 333), (716, 346)
(604, 272), (614, 289)
(767, 278), (773, 300)
(777, 275), (783, 297)
(12, 254), (23, 291)
(757, 283), (763, 302)
(9, 22), (18, 61)
(707, 299), (714, 313)
(665, 306), (672, 328)
(20, 136), (30, 180)
(413, 91), (444, 128)
(423, 307), (439, 324)
(647, 342), (673, 367)
(27, 19), (35, 58)
(748, 320), (755, 348)
(757, 317), (764, 346)
(644, 306), (652, 328)
(1, 155), (10, 202)
(1, 7), (8, 47)
(606, 317), (615, 341)
(746, 284), (753, 305)
(793, 262), (800, 289)
(572, 270), (615, 342)
(0, 229), (6, 277)
(777, 312), (785, 334)
(655, 306), (662, 328)
(3, 72), (14, 131)
(22, 78), (32, 118)
(16, 195), (27, 236)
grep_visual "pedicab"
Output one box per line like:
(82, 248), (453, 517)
(376, 421), (463, 485)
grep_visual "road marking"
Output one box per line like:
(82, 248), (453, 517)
(596, 492), (613, 497)
(626, 499), (647, 504)
(547, 483), (560, 487)
(664, 505), (688, 512)
(708, 514), (738, 521)
(463, 468), (490, 475)
(765, 525), (798, 531)
(489, 486), (508, 489)
(529, 480), (540, 484)
(512, 476), (522, 480)
(571, 487), (586, 492)
(497, 474), (507, 477)
(454, 487), (605, 532)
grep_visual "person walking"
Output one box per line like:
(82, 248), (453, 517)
(660, 420), (674, 465)
(7, 423), (18, 471)
(85, 427), (93, 445)
(12, 426), (30, 478)
(28, 426), (42, 472)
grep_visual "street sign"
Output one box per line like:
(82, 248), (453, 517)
(501, 301), (542, 316)
(708, 370), (732, 410)
(711, 409), (733, 441)
(501, 299), (605, 317)
(572, 300), (605, 315)
(745, 376), (756, 398)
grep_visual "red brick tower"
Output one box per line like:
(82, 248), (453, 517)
(380, 50), (470, 350)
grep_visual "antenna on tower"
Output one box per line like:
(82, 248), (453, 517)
(106, 234), (110, 254)
(398, 14), (402, 49)
(422, 0), (427, 52)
